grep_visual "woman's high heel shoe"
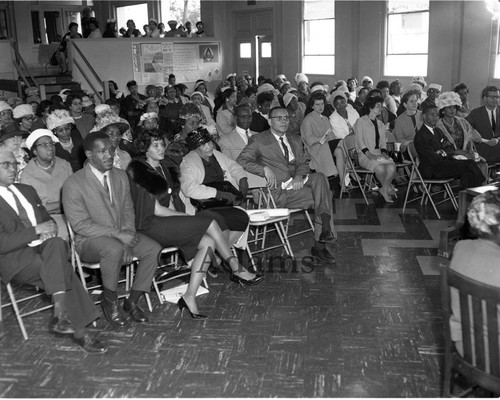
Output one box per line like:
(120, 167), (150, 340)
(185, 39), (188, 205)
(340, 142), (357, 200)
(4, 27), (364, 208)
(177, 297), (207, 320)
(230, 273), (264, 287)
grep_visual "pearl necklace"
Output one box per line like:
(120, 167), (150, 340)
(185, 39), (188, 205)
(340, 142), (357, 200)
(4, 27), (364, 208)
(35, 158), (55, 170)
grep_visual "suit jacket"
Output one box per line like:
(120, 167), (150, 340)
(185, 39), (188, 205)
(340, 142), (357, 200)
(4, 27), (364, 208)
(0, 184), (53, 282)
(237, 129), (311, 184)
(414, 124), (454, 177)
(55, 127), (86, 172)
(62, 164), (136, 252)
(466, 105), (500, 162)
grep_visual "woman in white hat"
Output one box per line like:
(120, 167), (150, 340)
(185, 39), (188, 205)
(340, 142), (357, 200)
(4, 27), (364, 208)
(47, 108), (85, 172)
(190, 91), (216, 133)
(13, 104), (36, 136)
(20, 129), (72, 239)
(193, 79), (215, 113)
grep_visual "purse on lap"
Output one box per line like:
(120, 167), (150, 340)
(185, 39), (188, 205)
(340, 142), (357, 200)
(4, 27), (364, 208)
(190, 181), (243, 211)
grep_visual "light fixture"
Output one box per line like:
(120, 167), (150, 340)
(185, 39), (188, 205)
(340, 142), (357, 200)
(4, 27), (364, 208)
(485, 0), (500, 19)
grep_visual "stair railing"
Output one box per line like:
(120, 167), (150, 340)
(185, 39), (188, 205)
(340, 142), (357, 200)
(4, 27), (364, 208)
(69, 40), (106, 103)
(9, 39), (39, 95)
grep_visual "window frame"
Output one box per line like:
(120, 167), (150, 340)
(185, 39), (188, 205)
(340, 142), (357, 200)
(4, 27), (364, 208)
(384, 1), (430, 77)
(301, 0), (335, 76)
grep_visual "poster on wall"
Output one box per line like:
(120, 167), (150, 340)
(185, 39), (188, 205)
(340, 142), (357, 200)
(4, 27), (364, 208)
(132, 41), (222, 86)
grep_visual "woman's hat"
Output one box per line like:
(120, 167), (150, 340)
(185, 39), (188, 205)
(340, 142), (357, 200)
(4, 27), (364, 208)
(283, 92), (297, 107)
(58, 89), (71, 102)
(138, 112), (158, 125)
(411, 76), (427, 88)
(13, 104), (34, 120)
(295, 73), (309, 85)
(257, 83), (277, 95)
(186, 127), (211, 150)
(436, 91), (462, 110)
(81, 95), (93, 107)
(92, 109), (130, 133)
(190, 91), (205, 99)
(0, 101), (12, 113)
(25, 128), (60, 150)
(194, 79), (207, 91)
(0, 122), (23, 143)
(47, 109), (75, 131)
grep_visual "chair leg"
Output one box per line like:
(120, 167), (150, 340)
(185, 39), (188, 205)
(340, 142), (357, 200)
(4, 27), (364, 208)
(6, 283), (29, 340)
(276, 220), (294, 258)
(144, 292), (153, 312)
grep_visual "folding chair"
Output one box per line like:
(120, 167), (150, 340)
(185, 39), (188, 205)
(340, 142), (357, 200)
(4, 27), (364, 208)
(339, 134), (374, 205)
(0, 278), (53, 340)
(441, 266), (500, 396)
(403, 142), (458, 219)
(385, 131), (413, 185)
(66, 221), (138, 303)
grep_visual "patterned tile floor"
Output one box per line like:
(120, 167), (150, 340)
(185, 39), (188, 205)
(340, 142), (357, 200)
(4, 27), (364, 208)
(0, 187), (486, 397)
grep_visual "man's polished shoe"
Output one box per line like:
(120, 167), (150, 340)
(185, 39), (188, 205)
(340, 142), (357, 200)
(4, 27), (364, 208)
(319, 230), (336, 244)
(72, 333), (108, 354)
(311, 246), (336, 264)
(49, 316), (75, 335)
(123, 298), (148, 323)
(99, 293), (128, 327)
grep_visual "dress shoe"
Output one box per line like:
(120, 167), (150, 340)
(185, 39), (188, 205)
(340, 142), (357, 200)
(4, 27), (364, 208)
(319, 230), (336, 244)
(177, 297), (207, 319)
(207, 264), (219, 278)
(230, 272), (264, 286)
(49, 316), (75, 335)
(123, 298), (148, 323)
(99, 292), (128, 327)
(311, 246), (336, 264)
(72, 333), (108, 354)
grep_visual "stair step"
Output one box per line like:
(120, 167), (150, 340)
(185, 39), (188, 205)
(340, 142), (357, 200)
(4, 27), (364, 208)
(34, 76), (74, 85)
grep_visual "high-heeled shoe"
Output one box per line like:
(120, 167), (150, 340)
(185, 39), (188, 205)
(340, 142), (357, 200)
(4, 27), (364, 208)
(177, 297), (207, 320)
(379, 189), (394, 203)
(230, 272), (264, 286)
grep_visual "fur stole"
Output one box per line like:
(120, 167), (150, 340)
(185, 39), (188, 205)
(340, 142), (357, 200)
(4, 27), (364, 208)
(127, 158), (182, 208)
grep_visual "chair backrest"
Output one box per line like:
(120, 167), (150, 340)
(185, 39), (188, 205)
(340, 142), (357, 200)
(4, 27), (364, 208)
(441, 265), (500, 392)
(407, 142), (420, 168)
(385, 130), (396, 143)
(342, 134), (356, 152)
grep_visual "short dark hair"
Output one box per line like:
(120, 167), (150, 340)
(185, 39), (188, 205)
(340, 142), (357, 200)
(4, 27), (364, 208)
(422, 104), (438, 115)
(133, 130), (162, 156)
(64, 93), (82, 108)
(36, 99), (53, 118)
(126, 80), (137, 90)
(268, 106), (287, 118)
(389, 80), (401, 95)
(245, 86), (257, 97)
(453, 82), (468, 93)
(481, 85), (499, 99)
(376, 80), (390, 90)
(68, 22), (78, 30)
(105, 98), (120, 109)
(83, 131), (110, 152)
(256, 91), (274, 105)
(364, 95), (384, 109)
(308, 92), (326, 108)
(401, 90), (420, 105)
(235, 104), (252, 116)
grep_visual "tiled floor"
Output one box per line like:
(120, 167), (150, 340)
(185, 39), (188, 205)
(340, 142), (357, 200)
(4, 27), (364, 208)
(0, 186), (487, 397)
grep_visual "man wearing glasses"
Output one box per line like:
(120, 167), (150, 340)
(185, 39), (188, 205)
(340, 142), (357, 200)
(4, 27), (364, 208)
(0, 147), (107, 353)
(466, 85), (500, 163)
(237, 106), (336, 264)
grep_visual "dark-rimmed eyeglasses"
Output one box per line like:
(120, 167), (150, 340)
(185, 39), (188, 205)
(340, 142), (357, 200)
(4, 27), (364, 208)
(269, 115), (290, 121)
(0, 161), (20, 169)
(36, 142), (56, 148)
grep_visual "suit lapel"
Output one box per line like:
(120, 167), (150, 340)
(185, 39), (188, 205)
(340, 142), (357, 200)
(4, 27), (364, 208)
(265, 131), (288, 163)
(84, 165), (119, 222)
(0, 195), (20, 223)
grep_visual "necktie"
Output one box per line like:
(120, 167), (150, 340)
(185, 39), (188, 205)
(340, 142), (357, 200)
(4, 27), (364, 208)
(279, 137), (289, 162)
(245, 129), (250, 143)
(103, 175), (112, 203)
(7, 188), (31, 227)
(492, 110), (496, 134)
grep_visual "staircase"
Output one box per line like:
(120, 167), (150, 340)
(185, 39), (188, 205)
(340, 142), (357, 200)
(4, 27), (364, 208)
(32, 71), (85, 99)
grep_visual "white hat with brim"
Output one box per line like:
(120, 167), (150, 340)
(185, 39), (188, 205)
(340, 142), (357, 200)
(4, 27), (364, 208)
(13, 104), (34, 120)
(138, 112), (159, 126)
(428, 83), (442, 92)
(310, 84), (326, 94)
(26, 129), (59, 150)
(47, 109), (75, 131)
(330, 89), (347, 103)
(190, 91), (205, 99)
(257, 83), (278, 95)
(283, 92), (297, 107)
(0, 101), (12, 113)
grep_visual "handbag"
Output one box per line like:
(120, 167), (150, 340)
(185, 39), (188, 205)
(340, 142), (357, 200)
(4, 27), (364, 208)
(49, 50), (59, 66)
(190, 181), (243, 211)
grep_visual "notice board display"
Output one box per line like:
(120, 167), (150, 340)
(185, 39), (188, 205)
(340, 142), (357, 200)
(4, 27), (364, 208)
(132, 41), (222, 85)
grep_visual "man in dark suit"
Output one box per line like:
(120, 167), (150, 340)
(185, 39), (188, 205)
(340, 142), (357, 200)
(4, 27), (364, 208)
(0, 148), (106, 353)
(465, 85), (500, 163)
(237, 106), (336, 263)
(414, 105), (484, 188)
(62, 132), (161, 327)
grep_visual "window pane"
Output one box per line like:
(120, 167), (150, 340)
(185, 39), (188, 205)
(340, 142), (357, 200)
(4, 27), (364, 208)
(304, 19), (335, 55)
(304, 0), (334, 20)
(387, 12), (428, 54)
(240, 42), (251, 58)
(495, 54), (500, 79)
(303, 55), (335, 75)
(116, 3), (148, 35)
(385, 54), (427, 76)
(261, 42), (271, 58)
(0, 9), (8, 39)
(388, 0), (429, 14)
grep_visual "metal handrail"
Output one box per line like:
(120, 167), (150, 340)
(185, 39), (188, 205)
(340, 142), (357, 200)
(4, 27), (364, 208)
(70, 40), (105, 99)
(9, 39), (38, 89)
(72, 59), (104, 103)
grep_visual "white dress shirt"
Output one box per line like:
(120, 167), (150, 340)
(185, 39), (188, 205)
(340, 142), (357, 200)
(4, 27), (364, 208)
(270, 130), (295, 162)
(89, 164), (113, 203)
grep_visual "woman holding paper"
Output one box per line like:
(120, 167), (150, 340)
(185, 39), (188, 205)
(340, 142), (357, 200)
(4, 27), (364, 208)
(300, 92), (345, 190)
(354, 95), (396, 203)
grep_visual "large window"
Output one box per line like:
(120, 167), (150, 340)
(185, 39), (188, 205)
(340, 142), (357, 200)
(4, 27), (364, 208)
(160, 0), (201, 28)
(116, 3), (148, 35)
(302, 0), (335, 75)
(385, 0), (429, 76)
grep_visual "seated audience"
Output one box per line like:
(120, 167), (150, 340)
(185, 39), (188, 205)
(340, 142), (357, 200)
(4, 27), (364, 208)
(47, 109), (85, 172)
(62, 131), (161, 327)
(284, 91), (305, 136)
(250, 91), (273, 133)
(66, 94), (95, 139)
(13, 104), (36, 136)
(466, 85), (500, 164)
(102, 19), (118, 38)
(20, 129), (72, 238)
(393, 91), (423, 152)
(120, 80), (147, 130)
(190, 91), (216, 134)
(353, 87), (368, 114)
(436, 91), (489, 180)
(160, 85), (182, 124)
(87, 17), (102, 38)
(0, 148), (106, 354)
(123, 19), (141, 37)
(421, 83), (442, 109)
(57, 23), (82, 74)
(216, 87), (237, 135)
(295, 73), (309, 105)
(414, 104), (484, 189)
(126, 131), (262, 318)
(0, 121), (30, 182)
(453, 82), (471, 118)
(32, 99), (52, 130)
(166, 104), (203, 165)
(239, 86), (258, 112)
(389, 80), (402, 113)
(237, 106), (336, 264)
(0, 101), (13, 129)
(354, 95), (396, 203)
(449, 190), (500, 357)
(193, 21), (206, 38)
(193, 79), (215, 113)
(329, 90), (360, 140)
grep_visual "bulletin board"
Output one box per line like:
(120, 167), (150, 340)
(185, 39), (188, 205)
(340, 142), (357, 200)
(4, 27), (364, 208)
(131, 41), (222, 85)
